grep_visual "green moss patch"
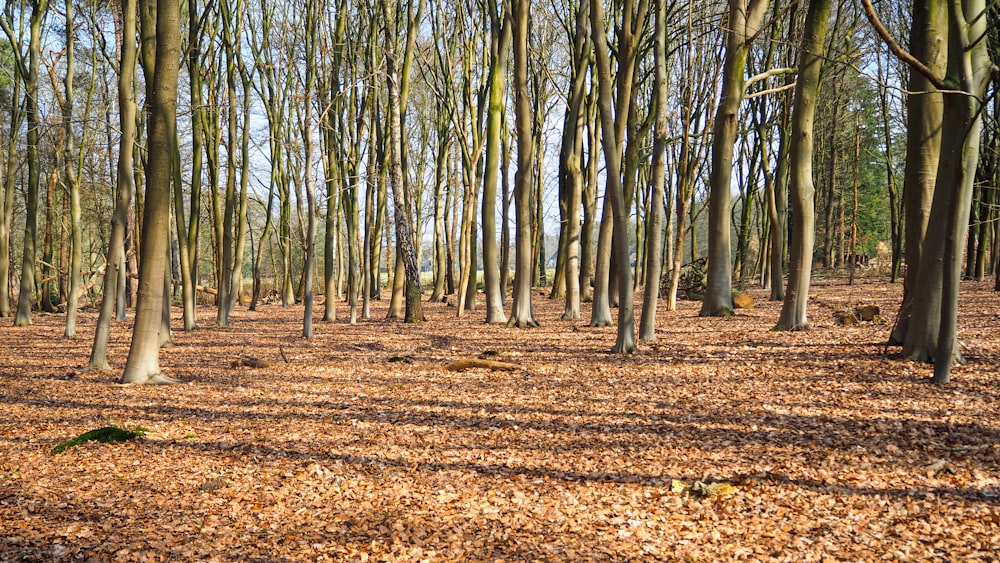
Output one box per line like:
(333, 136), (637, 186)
(52, 426), (148, 454)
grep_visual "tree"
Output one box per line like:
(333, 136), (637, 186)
(301, 0), (319, 338)
(62, 0), (82, 337)
(639, 0), (669, 341)
(701, 0), (770, 317)
(876, 0), (947, 346)
(90, 0), (139, 370)
(481, 0), (512, 324)
(776, 0), (832, 331)
(507, 0), (538, 328)
(556, 0), (590, 321)
(382, 0), (423, 323)
(121, 0), (182, 385)
(589, 0), (643, 352)
(1, 0), (50, 327)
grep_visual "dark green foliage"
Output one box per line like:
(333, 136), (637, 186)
(52, 426), (148, 454)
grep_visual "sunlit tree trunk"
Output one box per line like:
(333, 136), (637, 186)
(927, 0), (989, 383)
(507, 0), (538, 328)
(9, 0), (50, 326)
(89, 0), (138, 369)
(0, 66), (20, 318)
(590, 0), (640, 351)
(885, 0), (947, 346)
(121, 0), (181, 385)
(481, 0), (512, 324)
(776, 0), (831, 331)
(63, 0), (83, 337)
(301, 0), (319, 338)
(701, 0), (769, 317)
(382, 0), (423, 323)
(639, 0), (668, 341)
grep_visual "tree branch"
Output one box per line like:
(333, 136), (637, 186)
(743, 67), (797, 92)
(860, 0), (948, 90)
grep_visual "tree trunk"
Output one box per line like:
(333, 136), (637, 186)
(63, 0), (82, 337)
(639, 0), (668, 341)
(702, 0), (769, 316)
(889, 0), (947, 346)
(121, 0), (181, 385)
(382, 0), (423, 323)
(507, 0), (538, 328)
(481, 1), (512, 324)
(13, 0), (50, 327)
(929, 0), (989, 383)
(0, 65), (21, 318)
(590, 0), (637, 352)
(776, 0), (831, 331)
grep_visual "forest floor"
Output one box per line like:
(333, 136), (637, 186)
(1, 274), (999, 562)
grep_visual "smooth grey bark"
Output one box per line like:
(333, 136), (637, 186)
(63, 0), (82, 337)
(701, 0), (770, 317)
(481, 0), (512, 324)
(0, 67), (20, 318)
(928, 0), (989, 383)
(559, 0), (589, 321)
(301, 0), (318, 339)
(507, 0), (538, 328)
(889, 0), (947, 347)
(590, 0), (637, 352)
(639, 0), (668, 341)
(121, 0), (181, 385)
(10, 0), (50, 326)
(776, 0), (831, 331)
(90, 0), (138, 369)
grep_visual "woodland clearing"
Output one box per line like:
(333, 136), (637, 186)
(1, 277), (998, 561)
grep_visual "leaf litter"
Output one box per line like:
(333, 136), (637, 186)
(0, 278), (998, 561)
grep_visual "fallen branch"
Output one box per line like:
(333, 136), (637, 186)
(446, 358), (522, 372)
(230, 354), (269, 369)
(127, 272), (217, 295)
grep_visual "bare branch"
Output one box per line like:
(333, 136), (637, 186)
(860, 0), (948, 90)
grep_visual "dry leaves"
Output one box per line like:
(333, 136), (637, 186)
(1, 277), (998, 561)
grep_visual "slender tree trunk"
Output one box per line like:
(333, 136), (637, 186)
(13, 0), (50, 327)
(0, 69), (21, 319)
(481, 1), (512, 324)
(63, 0), (82, 337)
(507, 0), (538, 328)
(382, 0), (423, 323)
(590, 0), (637, 351)
(301, 0), (319, 338)
(702, 0), (770, 316)
(776, 0), (831, 331)
(639, 0), (669, 341)
(559, 7), (589, 321)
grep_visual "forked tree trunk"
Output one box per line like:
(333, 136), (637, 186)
(776, 0), (831, 331)
(590, 0), (635, 352)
